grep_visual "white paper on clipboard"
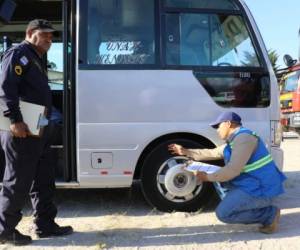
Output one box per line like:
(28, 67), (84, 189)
(184, 161), (221, 174)
(0, 101), (47, 136)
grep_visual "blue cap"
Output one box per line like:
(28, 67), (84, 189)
(210, 111), (242, 129)
(27, 19), (56, 33)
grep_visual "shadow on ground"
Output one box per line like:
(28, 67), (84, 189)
(20, 171), (300, 248)
(29, 211), (300, 248)
(23, 181), (220, 218)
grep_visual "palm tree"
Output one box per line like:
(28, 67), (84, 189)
(47, 60), (57, 70)
(267, 49), (279, 73)
(242, 49), (280, 73)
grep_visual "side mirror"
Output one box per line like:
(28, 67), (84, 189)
(283, 54), (297, 67)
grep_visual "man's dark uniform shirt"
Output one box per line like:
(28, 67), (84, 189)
(0, 41), (52, 122)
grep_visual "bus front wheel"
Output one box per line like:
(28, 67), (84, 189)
(140, 139), (214, 212)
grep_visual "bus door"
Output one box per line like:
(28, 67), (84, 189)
(0, 0), (76, 183)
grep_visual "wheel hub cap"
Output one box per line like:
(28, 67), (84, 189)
(164, 164), (197, 197)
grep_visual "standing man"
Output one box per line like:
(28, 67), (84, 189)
(168, 111), (286, 234)
(0, 19), (73, 246)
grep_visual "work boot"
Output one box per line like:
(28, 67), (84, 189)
(0, 230), (32, 246)
(35, 223), (73, 238)
(259, 208), (281, 234)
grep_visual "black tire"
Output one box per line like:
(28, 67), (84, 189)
(141, 138), (214, 212)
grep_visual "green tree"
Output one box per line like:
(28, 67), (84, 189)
(267, 49), (280, 73)
(47, 60), (57, 70)
(242, 51), (259, 66)
(242, 49), (280, 73)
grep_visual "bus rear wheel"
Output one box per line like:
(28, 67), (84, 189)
(140, 138), (214, 212)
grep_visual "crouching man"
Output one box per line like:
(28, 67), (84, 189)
(168, 111), (286, 234)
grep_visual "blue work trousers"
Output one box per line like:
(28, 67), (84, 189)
(215, 188), (278, 226)
(0, 125), (57, 234)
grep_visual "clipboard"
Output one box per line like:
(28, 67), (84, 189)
(184, 161), (221, 174)
(0, 101), (48, 137)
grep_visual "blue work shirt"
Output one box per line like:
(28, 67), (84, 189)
(0, 41), (52, 123)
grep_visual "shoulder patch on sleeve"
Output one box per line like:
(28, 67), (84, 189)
(14, 65), (23, 75)
(20, 56), (29, 66)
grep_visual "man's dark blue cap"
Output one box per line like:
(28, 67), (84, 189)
(27, 19), (56, 33)
(210, 111), (242, 129)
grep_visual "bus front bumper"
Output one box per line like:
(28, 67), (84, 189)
(270, 146), (284, 171)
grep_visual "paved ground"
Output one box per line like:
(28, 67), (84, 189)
(0, 138), (299, 250)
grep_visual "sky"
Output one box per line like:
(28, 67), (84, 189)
(48, 43), (63, 72)
(244, 0), (299, 68)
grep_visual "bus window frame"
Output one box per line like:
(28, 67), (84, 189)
(163, 0), (240, 10)
(78, 0), (268, 72)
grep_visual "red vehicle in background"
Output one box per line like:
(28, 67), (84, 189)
(279, 29), (300, 132)
(279, 63), (300, 132)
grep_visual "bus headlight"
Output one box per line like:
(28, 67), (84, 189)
(271, 120), (283, 146)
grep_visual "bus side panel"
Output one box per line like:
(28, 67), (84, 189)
(76, 70), (271, 188)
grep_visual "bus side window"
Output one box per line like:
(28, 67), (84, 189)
(83, 0), (155, 66)
(165, 14), (180, 65)
(88, 7), (102, 64)
(164, 0), (239, 10)
(166, 13), (210, 66)
(181, 18), (210, 65)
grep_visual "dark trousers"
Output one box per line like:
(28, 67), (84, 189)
(0, 126), (57, 233)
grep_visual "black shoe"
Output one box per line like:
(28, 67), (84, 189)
(0, 230), (32, 246)
(36, 224), (73, 238)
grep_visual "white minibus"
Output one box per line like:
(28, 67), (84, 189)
(0, 0), (283, 212)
